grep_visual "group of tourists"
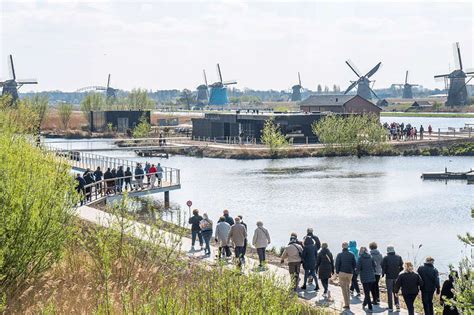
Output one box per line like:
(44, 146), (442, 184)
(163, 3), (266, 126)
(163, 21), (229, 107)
(188, 211), (459, 314)
(384, 122), (432, 141)
(188, 209), (271, 270)
(75, 161), (164, 204)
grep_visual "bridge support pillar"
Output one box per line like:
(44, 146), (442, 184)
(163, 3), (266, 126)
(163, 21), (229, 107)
(164, 191), (170, 208)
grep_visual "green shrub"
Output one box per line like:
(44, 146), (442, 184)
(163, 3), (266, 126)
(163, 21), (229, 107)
(132, 115), (151, 138)
(261, 117), (288, 157)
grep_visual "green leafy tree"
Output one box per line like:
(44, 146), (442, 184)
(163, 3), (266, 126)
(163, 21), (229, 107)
(24, 94), (49, 130)
(132, 114), (151, 138)
(432, 101), (442, 112)
(261, 117), (288, 156)
(178, 89), (195, 110)
(80, 92), (105, 126)
(0, 103), (77, 304)
(58, 103), (73, 129)
(312, 114), (390, 156)
(128, 88), (155, 110)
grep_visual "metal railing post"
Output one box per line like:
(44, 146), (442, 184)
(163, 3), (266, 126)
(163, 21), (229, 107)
(438, 128), (440, 141)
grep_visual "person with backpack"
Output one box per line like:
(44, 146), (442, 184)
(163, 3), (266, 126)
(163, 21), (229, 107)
(215, 216), (232, 259)
(417, 256), (440, 315)
(348, 240), (361, 296)
(252, 221), (271, 269)
(357, 246), (377, 312)
(395, 261), (424, 315)
(316, 242), (334, 298)
(301, 236), (319, 291)
(199, 213), (213, 256)
(280, 233), (303, 291)
(369, 242), (383, 305)
(134, 163), (145, 190)
(382, 245), (404, 312)
(188, 209), (203, 251)
(336, 241), (357, 310)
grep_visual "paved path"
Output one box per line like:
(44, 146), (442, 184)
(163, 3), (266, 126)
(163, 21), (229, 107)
(77, 205), (408, 314)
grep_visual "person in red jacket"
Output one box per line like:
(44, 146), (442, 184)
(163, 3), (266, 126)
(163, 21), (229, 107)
(148, 164), (157, 188)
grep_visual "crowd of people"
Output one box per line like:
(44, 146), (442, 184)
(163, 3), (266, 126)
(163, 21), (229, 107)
(188, 209), (459, 315)
(75, 162), (164, 204)
(384, 122), (433, 141)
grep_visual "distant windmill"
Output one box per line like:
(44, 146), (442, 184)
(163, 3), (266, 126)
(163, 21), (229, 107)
(76, 74), (118, 102)
(0, 54), (38, 104)
(434, 42), (474, 106)
(290, 72), (303, 102)
(343, 60), (381, 100)
(196, 69), (209, 105)
(394, 71), (419, 99)
(208, 63), (237, 106)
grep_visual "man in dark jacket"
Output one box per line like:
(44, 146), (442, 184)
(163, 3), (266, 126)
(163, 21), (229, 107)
(357, 247), (376, 311)
(417, 256), (440, 315)
(116, 166), (124, 193)
(301, 237), (319, 291)
(188, 209), (203, 251)
(336, 242), (357, 310)
(83, 170), (95, 202)
(223, 209), (234, 226)
(75, 173), (86, 205)
(93, 166), (103, 193)
(303, 228), (321, 252)
(382, 245), (404, 311)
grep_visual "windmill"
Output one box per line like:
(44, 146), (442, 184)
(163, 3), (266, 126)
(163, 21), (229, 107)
(0, 54), (38, 104)
(290, 72), (303, 101)
(434, 42), (474, 106)
(76, 73), (117, 102)
(208, 63), (237, 106)
(196, 69), (209, 105)
(394, 71), (419, 99)
(343, 60), (381, 100)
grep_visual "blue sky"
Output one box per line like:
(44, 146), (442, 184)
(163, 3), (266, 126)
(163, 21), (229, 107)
(0, 0), (472, 92)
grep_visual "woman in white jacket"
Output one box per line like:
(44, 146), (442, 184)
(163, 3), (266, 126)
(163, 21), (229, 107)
(252, 221), (271, 269)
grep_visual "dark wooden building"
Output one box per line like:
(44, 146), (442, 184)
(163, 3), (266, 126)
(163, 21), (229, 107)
(410, 100), (432, 109)
(90, 110), (151, 132)
(192, 112), (324, 143)
(300, 95), (382, 117)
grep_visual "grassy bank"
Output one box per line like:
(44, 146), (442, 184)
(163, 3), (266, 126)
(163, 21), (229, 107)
(381, 112), (474, 118)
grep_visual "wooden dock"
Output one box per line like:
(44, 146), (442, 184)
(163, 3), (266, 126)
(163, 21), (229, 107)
(422, 169), (474, 180)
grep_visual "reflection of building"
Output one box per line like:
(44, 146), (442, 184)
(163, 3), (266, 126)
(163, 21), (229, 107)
(192, 112), (325, 143)
(300, 95), (382, 117)
(90, 110), (151, 132)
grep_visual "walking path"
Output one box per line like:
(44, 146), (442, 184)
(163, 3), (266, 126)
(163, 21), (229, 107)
(77, 205), (408, 314)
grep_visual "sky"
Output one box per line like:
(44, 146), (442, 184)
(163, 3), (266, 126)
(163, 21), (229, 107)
(0, 0), (473, 92)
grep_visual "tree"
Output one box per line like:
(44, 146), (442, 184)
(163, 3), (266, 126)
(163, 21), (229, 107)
(178, 89), (195, 110)
(432, 101), (442, 112)
(261, 117), (288, 156)
(58, 103), (73, 129)
(312, 114), (390, 156)
(0, 104), (76, 303)
(132, 114), (151, 138)
(317, 84), (322, 93)
(24, 94), (49, 130)
(128, 88), (155, 110)
(80, 93), (105, 125)
(324, 86), (329, 93)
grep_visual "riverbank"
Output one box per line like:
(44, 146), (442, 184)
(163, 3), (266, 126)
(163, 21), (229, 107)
(115, 137), (474, 159)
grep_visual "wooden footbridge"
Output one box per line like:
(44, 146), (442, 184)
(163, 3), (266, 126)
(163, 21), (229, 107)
(45, 146), (181, 207)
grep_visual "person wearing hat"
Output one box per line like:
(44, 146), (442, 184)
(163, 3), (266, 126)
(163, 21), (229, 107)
(280, 233), (303, 291)
(382, 245), (404, 311)
(417, 256), (440, 315)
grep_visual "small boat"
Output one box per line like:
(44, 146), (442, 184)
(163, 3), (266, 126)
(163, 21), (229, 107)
(421, 168), (474, 180)
(135, 149), (169, 159)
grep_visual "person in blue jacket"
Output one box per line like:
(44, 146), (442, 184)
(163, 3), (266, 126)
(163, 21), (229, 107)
(349, 240), (361, 295)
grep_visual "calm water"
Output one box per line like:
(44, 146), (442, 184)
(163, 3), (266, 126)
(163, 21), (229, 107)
(380, 115), (474, 130)
(46, 116), (474, 271)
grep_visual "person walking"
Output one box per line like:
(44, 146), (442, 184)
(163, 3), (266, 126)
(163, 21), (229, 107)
(382, 245), (404, 312)
(83, 170), (95, 201)
(335, 241), (357, 311)
(227, 216), (247, 267)
(348, 240), (361, 296)
(281, 233), (303, 291)
(428, 124), (433, 136)
(134, 163), (145, 190)
(111, 168), (117, 193)
(303, 228), (321, 252)
(420, 125), (424, 140)
(144, 162), (151, 185)
(238, 215), (248, 256)
(394, 261), (423, 315)
(93, 166), (103, 193)
(188, 209), (203, 251)
(116, 165), (124, 193)
(199, 213), (213, 256)
(417, 256), (440, 315)
(124, 167), (132, 191)
(301, 237), (319, 291)
(440, 271), (459, 315)
(369, 242), (383, 305)
(252, 221), (271, 269)
(357, 246), (376, 312)
(75, 173), (86, 205)
(148, 164), (157, 188)
(223, 209), (234, 226)
(104, 167), (114, 195)
(316, 242), (334, 298)
(156, 163), (164, 187)
(215, 216), (232, 259)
